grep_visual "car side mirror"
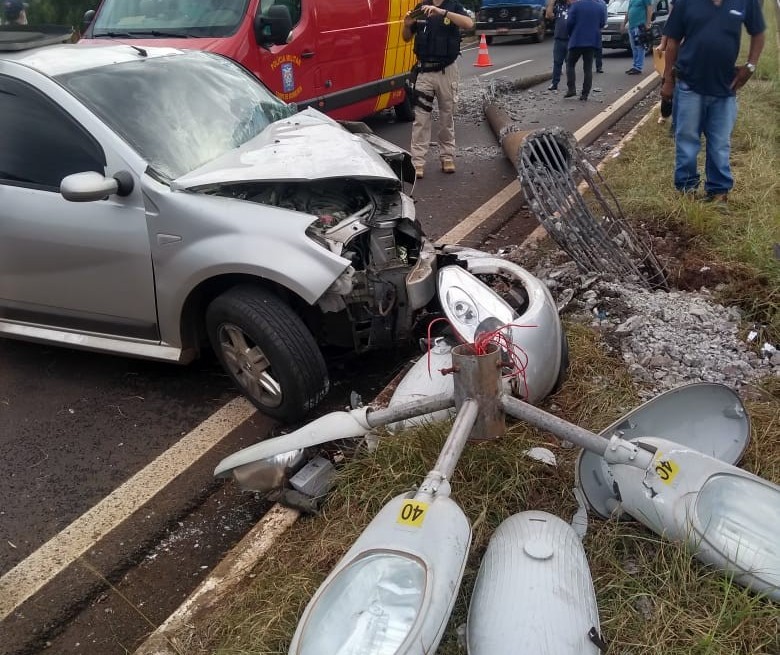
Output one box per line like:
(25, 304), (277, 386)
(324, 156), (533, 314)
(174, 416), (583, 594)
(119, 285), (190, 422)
(253, 4), (293, 47)
(60, 171), (134, 202)
(83, 9), (95, 29)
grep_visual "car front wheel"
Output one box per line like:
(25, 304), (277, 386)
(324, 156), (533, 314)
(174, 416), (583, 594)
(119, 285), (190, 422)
(206, 285), (329, 422)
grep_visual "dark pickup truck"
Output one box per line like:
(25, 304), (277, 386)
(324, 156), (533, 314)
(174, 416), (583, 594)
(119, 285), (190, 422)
(476, 0), (549, 44)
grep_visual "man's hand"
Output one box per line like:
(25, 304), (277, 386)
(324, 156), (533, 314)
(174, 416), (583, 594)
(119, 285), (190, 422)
(546, 7), (554, 19)
(420, 4), (447, 17)
(730, 65), (753, 91)
(660, 78), (674, 102)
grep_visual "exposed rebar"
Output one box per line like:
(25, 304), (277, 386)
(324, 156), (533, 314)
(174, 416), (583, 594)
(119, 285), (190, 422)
(517, 127), (668, 290)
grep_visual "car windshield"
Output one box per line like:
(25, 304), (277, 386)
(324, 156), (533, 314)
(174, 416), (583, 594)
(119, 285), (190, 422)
(57, 51), (296, 181)
(91, 0), (250, 38)
(607, 0), (629, 14)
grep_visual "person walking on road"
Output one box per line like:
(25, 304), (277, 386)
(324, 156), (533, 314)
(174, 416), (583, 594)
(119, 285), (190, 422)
(622, 0), (653, 74)
(546, 0), (572, 91)
(565, 0), (607, 101)
(402, 0), (474, 178)
(660, 0), (765, 203)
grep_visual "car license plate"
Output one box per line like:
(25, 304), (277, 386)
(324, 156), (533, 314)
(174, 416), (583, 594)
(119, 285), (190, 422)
(602, 34), (613, 41)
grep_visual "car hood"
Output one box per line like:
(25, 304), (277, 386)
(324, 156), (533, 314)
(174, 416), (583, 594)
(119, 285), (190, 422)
(172, 108), (402, 191)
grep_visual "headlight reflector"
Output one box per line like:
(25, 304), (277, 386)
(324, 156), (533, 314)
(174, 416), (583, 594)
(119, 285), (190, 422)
(296, 552), (427, 655)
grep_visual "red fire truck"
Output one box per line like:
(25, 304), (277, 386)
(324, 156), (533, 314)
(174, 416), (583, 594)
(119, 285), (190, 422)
(80, 0), (418, 121)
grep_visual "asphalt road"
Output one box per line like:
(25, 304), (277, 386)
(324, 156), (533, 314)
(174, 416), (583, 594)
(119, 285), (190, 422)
(0, 35), (655, 655)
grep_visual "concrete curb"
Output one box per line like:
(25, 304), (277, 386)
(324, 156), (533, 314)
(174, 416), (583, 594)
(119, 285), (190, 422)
(134, 504), (299, 655)
(132, 73), (662, 655)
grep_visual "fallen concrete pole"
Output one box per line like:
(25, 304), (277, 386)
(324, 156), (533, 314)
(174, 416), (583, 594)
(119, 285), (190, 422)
(484, 103), (532, 168)
(484, 72), (661, 151)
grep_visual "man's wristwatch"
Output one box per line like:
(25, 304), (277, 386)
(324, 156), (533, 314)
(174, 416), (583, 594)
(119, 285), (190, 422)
(745, 62), (756, 73)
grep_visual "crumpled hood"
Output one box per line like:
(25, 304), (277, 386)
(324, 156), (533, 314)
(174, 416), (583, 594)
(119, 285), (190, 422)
(172, 108), (401, 191)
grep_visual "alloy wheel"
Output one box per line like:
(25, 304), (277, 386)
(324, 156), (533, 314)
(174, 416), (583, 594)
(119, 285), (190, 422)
(218, 323), (283, 408)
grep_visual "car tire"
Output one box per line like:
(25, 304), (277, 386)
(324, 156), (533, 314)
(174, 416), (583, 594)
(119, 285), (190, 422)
(395, 90), (415, 123)
(484, 35), (494, 45)
(550, 329), (570, 395)
(206, 285), (329, 422)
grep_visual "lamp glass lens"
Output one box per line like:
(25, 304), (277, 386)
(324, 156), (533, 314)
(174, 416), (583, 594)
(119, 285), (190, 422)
(694, 473), (780, 586)
(444, 286), (479, 330)
(298, 552), (426, 655)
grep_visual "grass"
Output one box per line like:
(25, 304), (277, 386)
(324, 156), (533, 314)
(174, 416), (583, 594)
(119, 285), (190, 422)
(600, 15), (779, 340)
(173, 15), (780, 655)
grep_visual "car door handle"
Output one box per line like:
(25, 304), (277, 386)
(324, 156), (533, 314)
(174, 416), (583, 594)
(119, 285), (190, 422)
(301, 50), (315, 59)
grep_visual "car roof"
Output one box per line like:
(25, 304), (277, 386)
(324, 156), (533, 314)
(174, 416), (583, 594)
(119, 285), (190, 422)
(1, 43), (186, 77)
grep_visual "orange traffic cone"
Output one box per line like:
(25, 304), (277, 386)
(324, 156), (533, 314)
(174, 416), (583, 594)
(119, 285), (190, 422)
(474, 34), (493, 67)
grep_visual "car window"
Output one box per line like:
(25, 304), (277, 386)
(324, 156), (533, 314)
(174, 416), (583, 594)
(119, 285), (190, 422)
(92, 0), (250, 38)
(607, 0), (629, 14)
(258, 0), (301, 27)
(58, 51), (297, 182)
(0, 75), (106, 190)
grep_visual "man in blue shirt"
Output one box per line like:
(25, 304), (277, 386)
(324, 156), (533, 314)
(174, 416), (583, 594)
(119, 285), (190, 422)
(565, 0), (607, 101)
(622, 0), (653, 74)
(661, 0), (765, 202)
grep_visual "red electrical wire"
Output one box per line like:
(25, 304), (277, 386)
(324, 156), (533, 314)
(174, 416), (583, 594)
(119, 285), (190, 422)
(422, 318), (538, 399)
(473, 323), (538, 399)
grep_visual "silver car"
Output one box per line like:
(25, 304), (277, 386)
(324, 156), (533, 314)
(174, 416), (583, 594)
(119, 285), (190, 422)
(0, 40), (565, 421)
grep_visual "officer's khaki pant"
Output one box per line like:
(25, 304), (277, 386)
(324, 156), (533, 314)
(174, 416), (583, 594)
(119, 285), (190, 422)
(411, 63), (460, 168)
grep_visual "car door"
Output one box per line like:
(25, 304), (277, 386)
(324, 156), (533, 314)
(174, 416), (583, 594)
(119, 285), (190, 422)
(0, 72), (158, 341)
(253, 0), (321, 105)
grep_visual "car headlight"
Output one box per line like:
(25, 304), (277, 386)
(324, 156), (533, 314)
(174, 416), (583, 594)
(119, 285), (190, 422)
(438, 266), (514, 343)
(295, 552), (427, 655)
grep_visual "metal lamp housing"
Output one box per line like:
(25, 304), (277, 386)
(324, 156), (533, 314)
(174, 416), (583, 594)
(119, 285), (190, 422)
(607, 437), (780, 601)
(467, 511), (602, 654)
(289, 493), (471, 654)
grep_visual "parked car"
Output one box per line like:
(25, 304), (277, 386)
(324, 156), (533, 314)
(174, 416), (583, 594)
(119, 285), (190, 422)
(601, 0), (669, 53)
(0, 34), (566, 421)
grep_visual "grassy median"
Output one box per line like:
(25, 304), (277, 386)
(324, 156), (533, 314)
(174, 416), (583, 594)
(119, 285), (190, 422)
(177, 16), (780, 655)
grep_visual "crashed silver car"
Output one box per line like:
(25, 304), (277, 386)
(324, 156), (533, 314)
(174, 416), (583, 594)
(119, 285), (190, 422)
(0, 42), (565, 421)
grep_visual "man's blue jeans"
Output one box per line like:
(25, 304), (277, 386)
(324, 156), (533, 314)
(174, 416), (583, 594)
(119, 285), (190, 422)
(628, 26), (645, 71)
(552, 38), (568, 87)
(673, 80), (738, 194)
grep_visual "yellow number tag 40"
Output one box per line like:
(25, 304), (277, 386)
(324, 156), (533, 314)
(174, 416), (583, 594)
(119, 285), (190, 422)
(397, 500), (428, 527)
(654, 453), (680, 485)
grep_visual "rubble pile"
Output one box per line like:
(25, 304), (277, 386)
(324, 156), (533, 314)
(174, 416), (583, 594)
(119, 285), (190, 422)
(507, 244), (780, 399)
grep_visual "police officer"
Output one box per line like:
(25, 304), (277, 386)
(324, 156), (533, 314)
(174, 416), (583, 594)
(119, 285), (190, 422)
(402, 1), (473, 178)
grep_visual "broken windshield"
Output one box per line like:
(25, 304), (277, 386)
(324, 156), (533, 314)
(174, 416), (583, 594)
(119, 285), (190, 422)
(91, 0), (250, 38)
(58, 51), (296, 181)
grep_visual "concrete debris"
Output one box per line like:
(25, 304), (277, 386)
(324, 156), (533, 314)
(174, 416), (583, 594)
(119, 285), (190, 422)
(506, 245), (779, 400)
